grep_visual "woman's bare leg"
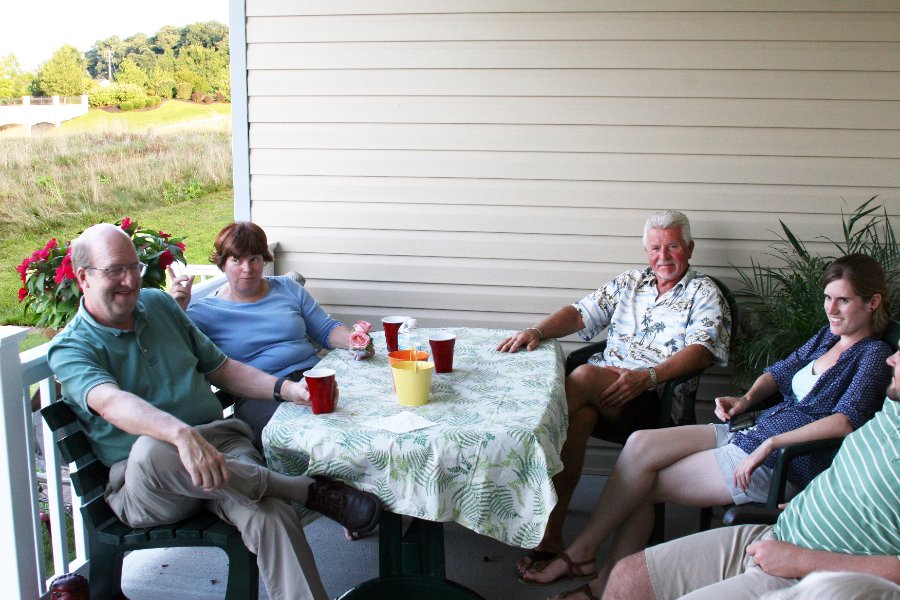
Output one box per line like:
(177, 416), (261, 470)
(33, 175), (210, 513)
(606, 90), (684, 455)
(586, 448), (735, 591)
(523, 424), (718, 583)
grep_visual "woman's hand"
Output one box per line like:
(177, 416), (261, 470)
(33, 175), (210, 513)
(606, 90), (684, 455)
(167, 266), (194, 311)
(733, 440), (773, 491)
(715, 395), (750, 422)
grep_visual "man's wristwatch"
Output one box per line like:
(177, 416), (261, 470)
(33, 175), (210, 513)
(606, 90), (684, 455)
(647, 367), (658, 391)
(273, 376), (288, 401)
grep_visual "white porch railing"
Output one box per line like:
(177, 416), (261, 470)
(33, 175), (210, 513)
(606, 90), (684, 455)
(0, 272), (230, 598)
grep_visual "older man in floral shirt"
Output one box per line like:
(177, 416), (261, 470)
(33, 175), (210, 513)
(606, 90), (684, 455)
(499, 209), (731, 573)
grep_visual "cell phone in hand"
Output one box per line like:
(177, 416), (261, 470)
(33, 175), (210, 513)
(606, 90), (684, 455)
(728, 412), (758, 432)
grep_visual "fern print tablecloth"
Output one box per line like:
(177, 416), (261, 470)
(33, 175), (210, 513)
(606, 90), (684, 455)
(263, 327), (567, 548)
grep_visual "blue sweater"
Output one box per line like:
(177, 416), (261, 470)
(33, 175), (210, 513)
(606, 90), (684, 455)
(187, 275), (342, 377)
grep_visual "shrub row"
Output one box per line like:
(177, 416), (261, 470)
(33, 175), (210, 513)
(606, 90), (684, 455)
(118, 96), (161, 111)
(88, 83), (145, 107)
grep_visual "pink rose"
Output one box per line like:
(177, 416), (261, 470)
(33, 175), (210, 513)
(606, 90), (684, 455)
(354, 320), (372, 334)
(349, 331), (370, 350)
(158, 249), (175, 270)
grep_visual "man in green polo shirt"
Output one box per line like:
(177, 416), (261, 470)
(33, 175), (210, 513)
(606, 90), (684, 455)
(568, 350), (900, 600)
(48, 223), (381, 600)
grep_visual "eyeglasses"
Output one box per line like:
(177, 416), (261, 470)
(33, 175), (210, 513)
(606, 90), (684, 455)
(85, 262), (147, 280)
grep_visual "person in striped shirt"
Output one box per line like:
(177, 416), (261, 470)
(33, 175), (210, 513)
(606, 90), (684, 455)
(595, 349), (900, 600)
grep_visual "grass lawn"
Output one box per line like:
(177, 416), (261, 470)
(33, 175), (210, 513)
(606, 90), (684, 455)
(59, 100), (231, 133)
(1, 101), (235, 349)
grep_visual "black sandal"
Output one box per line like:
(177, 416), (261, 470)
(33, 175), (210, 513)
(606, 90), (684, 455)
(518, 551), (596, 586)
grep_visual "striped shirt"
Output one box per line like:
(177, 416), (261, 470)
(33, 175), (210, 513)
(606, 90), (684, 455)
(774, 397), (900, 557)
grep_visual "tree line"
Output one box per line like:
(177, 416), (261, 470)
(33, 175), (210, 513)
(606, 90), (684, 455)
(0, 21), (229, 107)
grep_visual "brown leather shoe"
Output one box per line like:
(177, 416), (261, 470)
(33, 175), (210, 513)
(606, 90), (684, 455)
(306, 476), (382, 535)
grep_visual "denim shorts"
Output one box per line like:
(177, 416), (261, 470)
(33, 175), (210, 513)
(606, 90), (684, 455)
(710, 424), (797, 505)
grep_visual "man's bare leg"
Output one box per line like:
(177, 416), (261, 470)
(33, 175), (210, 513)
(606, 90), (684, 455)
(601, 551), (655, 600)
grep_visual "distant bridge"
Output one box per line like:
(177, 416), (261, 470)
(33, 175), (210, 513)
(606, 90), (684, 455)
(0, 95), (89, 134)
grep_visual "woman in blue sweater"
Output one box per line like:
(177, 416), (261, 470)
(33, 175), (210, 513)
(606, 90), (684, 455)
(521, 253), (893, 600)
(172, 222), (364, 450)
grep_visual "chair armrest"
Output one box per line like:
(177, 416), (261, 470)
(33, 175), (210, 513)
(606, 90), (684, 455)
(657, 370), (706, 427)
(565, 341), (607, 376)
(766, 437), (844, 507)
(723, 505), (782, 526)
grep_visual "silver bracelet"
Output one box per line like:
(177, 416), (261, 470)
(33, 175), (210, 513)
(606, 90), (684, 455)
(524, 327), (544, 341)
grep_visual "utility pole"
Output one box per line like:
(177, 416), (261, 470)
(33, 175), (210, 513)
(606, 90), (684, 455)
(106, 50), (113, 81)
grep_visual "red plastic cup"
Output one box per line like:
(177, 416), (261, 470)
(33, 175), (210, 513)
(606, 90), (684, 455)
(304, 368), (336, 414)
(428, 333), (456, 373)
(381, 316), (410, 352)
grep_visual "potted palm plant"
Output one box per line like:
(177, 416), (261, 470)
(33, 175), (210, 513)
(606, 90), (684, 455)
(732, 197), (899, 387)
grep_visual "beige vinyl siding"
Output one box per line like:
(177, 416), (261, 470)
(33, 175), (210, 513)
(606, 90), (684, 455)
(243, 2), (900, 469)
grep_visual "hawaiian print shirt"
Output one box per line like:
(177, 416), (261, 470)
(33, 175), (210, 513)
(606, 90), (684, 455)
(572, 267), (731, 421)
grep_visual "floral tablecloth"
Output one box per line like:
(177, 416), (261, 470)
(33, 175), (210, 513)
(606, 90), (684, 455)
(263, 327), (567, 548)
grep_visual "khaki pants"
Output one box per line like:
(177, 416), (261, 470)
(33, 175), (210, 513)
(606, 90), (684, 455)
(105, 419), (326, 600)
(645, 524), (798, 600)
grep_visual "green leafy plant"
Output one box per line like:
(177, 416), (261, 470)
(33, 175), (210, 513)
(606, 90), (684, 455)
(162, 178), (205, 203)
(733, 197), (899, 388)
(16, 217), (186, 329)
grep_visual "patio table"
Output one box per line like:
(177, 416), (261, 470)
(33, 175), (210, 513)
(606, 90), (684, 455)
(263, 327), (567, 598)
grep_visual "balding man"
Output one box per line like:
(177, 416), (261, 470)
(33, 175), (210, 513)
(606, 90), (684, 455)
(48, 223), (381, 600)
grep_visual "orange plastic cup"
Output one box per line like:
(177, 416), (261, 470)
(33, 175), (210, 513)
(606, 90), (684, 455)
(388, 349), (429, 365)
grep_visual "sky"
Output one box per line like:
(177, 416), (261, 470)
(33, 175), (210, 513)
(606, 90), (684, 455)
(2, 0), (229, 72)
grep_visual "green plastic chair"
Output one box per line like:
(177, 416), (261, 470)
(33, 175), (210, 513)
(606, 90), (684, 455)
(41, 400), (259, 600)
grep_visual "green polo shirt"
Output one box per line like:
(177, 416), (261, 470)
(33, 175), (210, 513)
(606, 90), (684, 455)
(48, 288), (228, 466)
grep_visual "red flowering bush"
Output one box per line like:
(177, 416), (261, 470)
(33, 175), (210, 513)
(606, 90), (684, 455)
(16, 238), (80, 329)
(17, 217), (186, 329)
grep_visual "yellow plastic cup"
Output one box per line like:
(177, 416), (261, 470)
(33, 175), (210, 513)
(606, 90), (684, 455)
(390, 360), (434, 406)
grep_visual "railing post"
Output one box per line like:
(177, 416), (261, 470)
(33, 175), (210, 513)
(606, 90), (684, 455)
(51, 96), (61, 127)
(0, 326), (39, 599)
(22, 96), (32, 136)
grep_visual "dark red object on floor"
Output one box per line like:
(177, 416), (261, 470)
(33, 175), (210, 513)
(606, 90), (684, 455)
(50, 572), (89, 599)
